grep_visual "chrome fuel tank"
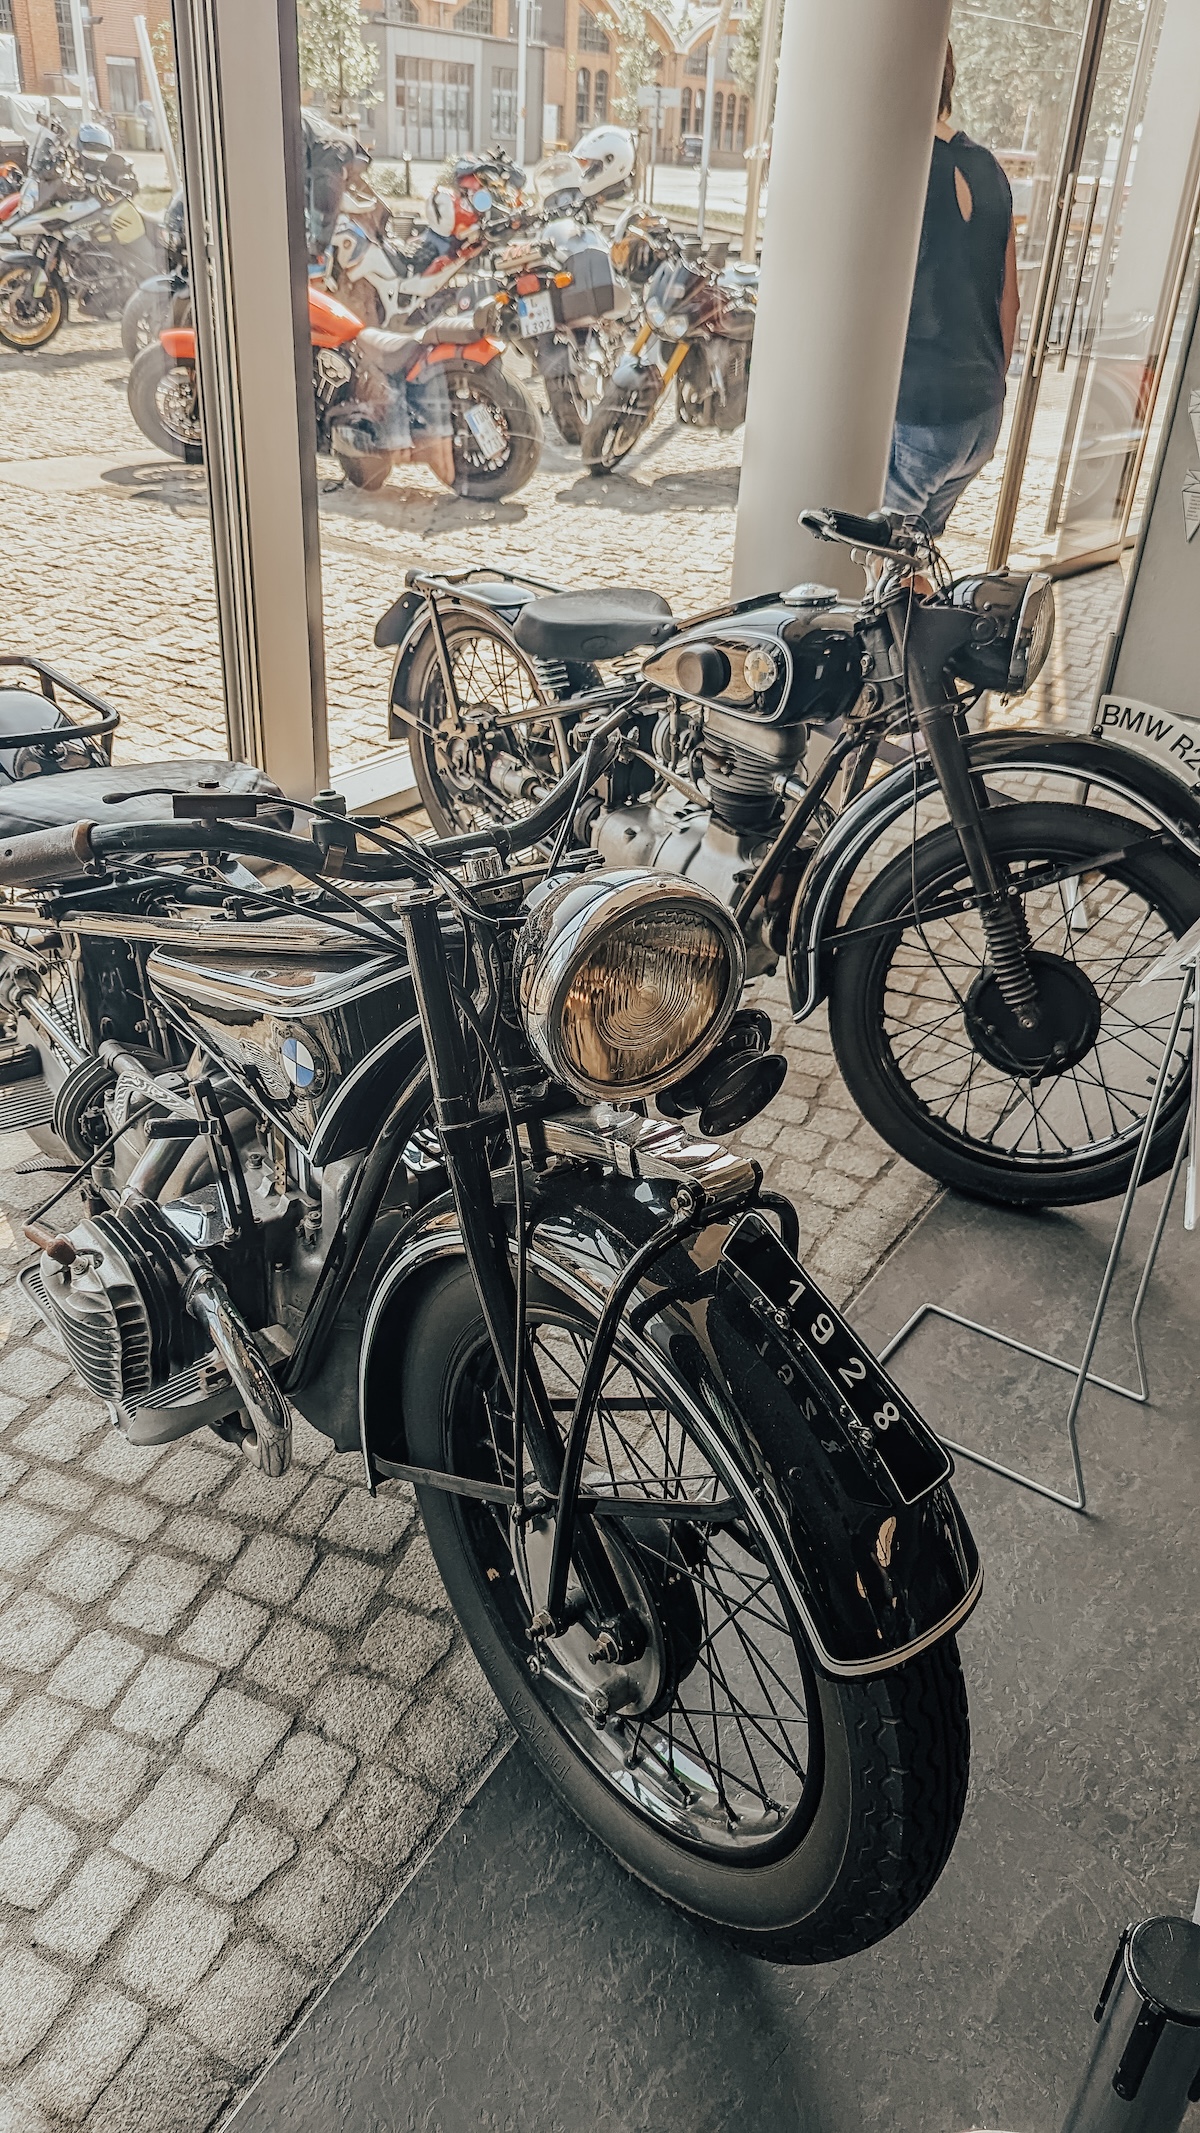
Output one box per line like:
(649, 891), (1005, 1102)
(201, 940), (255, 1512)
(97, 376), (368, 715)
(146, 946), (418, 1164)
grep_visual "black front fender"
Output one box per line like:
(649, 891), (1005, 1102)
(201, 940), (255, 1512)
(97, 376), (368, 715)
(787, 724), (1200, 1017)
(360, 1169), (980, 1681)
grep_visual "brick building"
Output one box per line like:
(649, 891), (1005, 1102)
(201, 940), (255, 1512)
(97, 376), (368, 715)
(0, 0), (171, 138)
(361, 0), (754, 169)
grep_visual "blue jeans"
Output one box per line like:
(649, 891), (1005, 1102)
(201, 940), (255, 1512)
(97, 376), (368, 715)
(884, 402), (1005, 535)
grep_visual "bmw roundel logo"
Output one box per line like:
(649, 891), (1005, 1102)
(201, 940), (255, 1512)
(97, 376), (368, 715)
(281, 1035), (321, 1093)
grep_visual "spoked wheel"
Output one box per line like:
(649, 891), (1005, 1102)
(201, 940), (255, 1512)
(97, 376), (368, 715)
(126, 345), (204, 463)
(542, 356), (597, 447)
(402, 1263), (970, 1962)
(395, 612), (575, 836)
(828, 800), (1200, 1206)
(0, 263), (65, 351)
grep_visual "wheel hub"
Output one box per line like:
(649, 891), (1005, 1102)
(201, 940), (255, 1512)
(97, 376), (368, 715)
(514, 1513), (667, 1718)
(964, 950), (1103, 1078)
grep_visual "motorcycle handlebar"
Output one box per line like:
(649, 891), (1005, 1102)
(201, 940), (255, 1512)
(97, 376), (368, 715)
(800, 507), (917, 557)
(0, 821), (97, 889)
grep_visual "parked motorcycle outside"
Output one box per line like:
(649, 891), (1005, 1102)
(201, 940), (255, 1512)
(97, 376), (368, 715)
(0, 649), (979, 1961)
(126, 282), (544, 501)
(582, 209), (757, 471)
(0, 118), (164, 352)
(387, 509), (1200, 1208)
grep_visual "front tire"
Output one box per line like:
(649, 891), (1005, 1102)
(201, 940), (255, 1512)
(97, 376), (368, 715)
(0, 263), (66, 350)
(126, 344), (204, 462)
(400, 1261), (969, 1962)
(827, 800), (1200, 1206)
(581, 374), (660, 470)
(120, 285), (172, 361)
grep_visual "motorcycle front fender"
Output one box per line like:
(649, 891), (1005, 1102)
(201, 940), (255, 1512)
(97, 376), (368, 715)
(611, 343), (660, 392)
(786, 725), (1200, 1018)
(358, 1159), (980, 1681)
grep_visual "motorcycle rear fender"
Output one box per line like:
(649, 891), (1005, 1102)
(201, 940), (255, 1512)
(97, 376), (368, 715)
(786, 725), (1200, 1018)
(160, 326), (195, 360)
(358, 1164), (981, 1681)
(409, 336), (504, 377)
(380, 580), (535, 733)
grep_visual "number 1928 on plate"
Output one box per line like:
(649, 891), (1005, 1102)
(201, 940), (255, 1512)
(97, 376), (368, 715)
(721, 1211), (952, 1506)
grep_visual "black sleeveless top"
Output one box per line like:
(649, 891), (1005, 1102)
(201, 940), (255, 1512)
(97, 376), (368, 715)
(895, 132), (1012, 426)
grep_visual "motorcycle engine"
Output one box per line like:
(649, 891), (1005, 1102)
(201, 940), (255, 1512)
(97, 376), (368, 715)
(313, 346), (354, 416)
(591, 605), (863, 974)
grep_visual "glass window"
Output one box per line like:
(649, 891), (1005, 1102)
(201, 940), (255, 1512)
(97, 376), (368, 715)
(491, 64), (517, 137)
(713, 91), (723, 145)
(685, 45), (706, 76)
(736, 96), (747, 150)
(54, 0), (96, 87)
(0, 1), (14, 32)
(394, 55), (474, 158)
(107, 56), (141, 115)
(577, 7), (609, 53)
(540, 0), (566, 46)
(680, 85), (691, 133)
(693, 89), (703, 133)
(593, 68), (607, 122)
(457, 0), (495, 32)
(575, 66), (590, 130)
(723, 93), (734, 151)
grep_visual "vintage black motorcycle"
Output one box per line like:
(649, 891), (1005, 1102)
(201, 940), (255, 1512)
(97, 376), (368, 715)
(0, 654), (978, 1962)
(386, 509), (1200, 1208)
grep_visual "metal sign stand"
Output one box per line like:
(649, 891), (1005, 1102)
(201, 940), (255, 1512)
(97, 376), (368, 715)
(879, 938), (1200, 1515)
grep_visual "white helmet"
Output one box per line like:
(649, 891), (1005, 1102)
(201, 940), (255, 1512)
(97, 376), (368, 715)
(571, 124), (635, 200)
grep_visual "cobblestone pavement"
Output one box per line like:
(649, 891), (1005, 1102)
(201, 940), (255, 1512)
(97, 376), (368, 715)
(0, 302), (1134, 2126)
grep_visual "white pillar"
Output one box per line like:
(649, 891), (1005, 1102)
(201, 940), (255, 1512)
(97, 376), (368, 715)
(69, 0), (93, 122)
(732, 0), (951, 599)
(170, 0), (328, 800)
(516, 0), (529, 166)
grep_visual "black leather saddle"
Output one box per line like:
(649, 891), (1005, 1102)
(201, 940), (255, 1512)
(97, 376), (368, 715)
(0, 759), (290, 839)
(513, 589), (675, 665)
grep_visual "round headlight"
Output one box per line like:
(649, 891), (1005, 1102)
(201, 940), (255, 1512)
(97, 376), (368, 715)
(1009, 574), (1055, 691)
(661, 309), (690, 340)
(644, 295), (666, 328)
(514, 870), (746, 1101)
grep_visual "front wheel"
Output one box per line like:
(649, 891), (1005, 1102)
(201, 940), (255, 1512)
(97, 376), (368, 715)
(581, 372), (661, 471)
(400, 1261), (970, 1963)
(540, 345), (597, 446)
(120, 285), (172, 362)
(126, 344), (204, 462)
(0, 262), (65, 350)
(827, 800), (1200, 1206)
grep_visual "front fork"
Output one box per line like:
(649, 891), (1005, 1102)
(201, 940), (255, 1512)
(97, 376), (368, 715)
(398, 891), (640, 1644)
(906, 634), (1041, 1030)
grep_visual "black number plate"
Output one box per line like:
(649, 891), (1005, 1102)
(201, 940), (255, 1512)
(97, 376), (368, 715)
(721, 1211), (951, 1506)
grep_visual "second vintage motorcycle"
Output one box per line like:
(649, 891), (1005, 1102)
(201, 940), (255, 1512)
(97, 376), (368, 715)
(0, 654), (978, 1964)
(385, 510), (1200, 1208)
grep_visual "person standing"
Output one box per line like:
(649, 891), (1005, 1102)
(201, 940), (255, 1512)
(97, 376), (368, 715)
(885, 43), (1019, 534)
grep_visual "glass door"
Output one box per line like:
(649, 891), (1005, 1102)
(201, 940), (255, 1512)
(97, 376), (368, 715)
(966, 0), (1200, 576)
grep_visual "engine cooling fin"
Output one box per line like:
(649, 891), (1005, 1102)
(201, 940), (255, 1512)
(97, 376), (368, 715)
(21, 1197), (208, 1410)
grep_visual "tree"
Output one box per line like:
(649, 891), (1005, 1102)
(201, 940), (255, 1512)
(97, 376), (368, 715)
(609, 0), (660, 126)
(149, 20), (180, 154)
(951, 0), (1151, 163)
(731, 0), (781, 100)
(297, 0), (380, 117)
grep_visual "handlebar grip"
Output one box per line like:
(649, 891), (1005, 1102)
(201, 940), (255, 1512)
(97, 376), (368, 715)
(800, 507), (900, 551)
(0, 820), (97, 889)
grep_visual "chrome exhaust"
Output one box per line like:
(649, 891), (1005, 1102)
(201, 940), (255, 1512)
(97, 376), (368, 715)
(182, 1265), (292, 1476)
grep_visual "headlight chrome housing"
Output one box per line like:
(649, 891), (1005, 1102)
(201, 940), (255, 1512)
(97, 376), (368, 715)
(948, 570), (1056, 694)
(514, 869), (746, 1101)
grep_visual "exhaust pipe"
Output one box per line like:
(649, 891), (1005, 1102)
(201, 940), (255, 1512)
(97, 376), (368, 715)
(182, 1265), (292, 1476)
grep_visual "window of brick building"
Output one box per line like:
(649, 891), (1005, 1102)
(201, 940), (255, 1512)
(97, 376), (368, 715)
(593, 67), (607, 121)
(575, 65), (590, 128)
(457, 0), (495, 33)
(577, 7), (609, 54)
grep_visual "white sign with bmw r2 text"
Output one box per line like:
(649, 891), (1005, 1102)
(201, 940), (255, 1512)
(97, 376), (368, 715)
(1092, 694), (1200, 783)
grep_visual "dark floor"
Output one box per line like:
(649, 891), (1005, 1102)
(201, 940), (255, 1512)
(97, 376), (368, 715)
(231, 1181), (1199, 2133)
